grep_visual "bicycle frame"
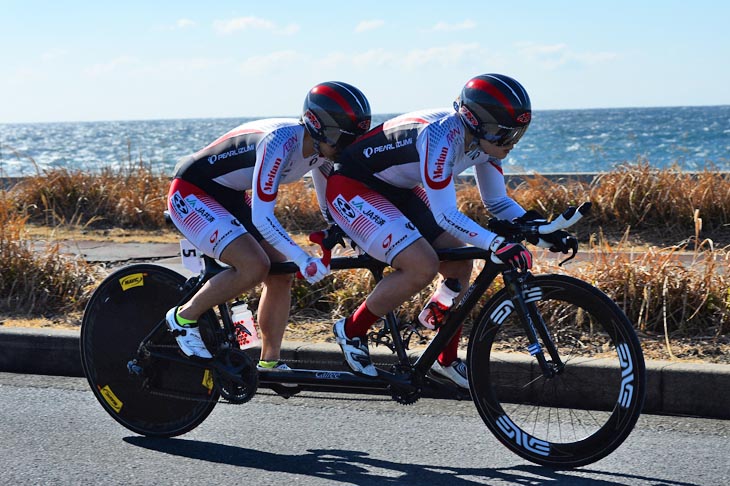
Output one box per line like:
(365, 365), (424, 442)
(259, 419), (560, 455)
(132, 244), (547, 400)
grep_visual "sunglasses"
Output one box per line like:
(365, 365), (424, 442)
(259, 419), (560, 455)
(320, 126), (357, 150)
(480, 123), (528, 147)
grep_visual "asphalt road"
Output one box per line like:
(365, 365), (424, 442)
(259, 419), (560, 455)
(1, 372), (728, 485)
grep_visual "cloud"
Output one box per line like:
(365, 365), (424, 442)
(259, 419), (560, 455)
(176, 19), (196, 29)
(318, 43), (483, 70)
(155, 18), (197, 31)
(399, 43), (481, 68)
(428, 20), (477, 32)
(517, 42), (618, 69)
(42, 48), (68, 62)
(84, 56), (139, 77)
(242, 50), (301, 74)
(355, 20), (385, 33)
(213, 16), (299, 36)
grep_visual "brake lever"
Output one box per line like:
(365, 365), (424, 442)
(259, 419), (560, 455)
(558, 237), (579, 266)
(322, 224), (347, 250)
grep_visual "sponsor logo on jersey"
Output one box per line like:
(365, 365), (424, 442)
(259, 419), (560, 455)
(446, 127), (461, 144)
(333, 195), (357, 223)
(442, 213), (478, 238)
(171, 192), (189, 216)
(384, 233), (409, 258)
(180, 195), (217, 223)
(362, 137), (413, 158)
(207, 144), (255, 164)
(257, 156), (282, 203)
(282, 134), (298, 154)
(424, 147), (452, 190)
(382, 234), (392, 248)
(211, 229), (234, 254)
(350, 196), (386, 226)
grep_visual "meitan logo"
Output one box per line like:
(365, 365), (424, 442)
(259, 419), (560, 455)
(119, 273), (144, 291)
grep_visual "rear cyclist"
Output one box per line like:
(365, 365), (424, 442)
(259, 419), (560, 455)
(326, 74), (565, 388)
(166, 82), (371, 372)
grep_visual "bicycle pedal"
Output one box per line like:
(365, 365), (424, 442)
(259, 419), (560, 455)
(269, 384), (301, 399)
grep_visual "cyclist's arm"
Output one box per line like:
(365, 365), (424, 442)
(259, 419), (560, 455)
(418, 136), (499, 250)
(473, 157), (526, 220)
(311, 161), (334, 224)
(251, 135), (308, 263)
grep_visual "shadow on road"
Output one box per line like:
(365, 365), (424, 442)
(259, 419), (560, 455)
(124, 436), (699, 486)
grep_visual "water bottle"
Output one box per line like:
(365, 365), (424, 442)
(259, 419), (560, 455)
(417, 278), (462, 330)
(230, 301), (260, 349)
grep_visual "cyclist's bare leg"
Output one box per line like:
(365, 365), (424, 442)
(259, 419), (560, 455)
(257, 240), (294, 362)
(365, 238), (439, 317)
(177, 234), (270, 321)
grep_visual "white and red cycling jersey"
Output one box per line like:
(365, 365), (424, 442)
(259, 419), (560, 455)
(326, 109), (524, 263)
(168, 118), (330, 260)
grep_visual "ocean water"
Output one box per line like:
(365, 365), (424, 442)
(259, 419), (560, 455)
(1, 105), (729, 178)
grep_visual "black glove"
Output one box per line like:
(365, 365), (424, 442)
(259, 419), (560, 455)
(489, 237), (533, 272)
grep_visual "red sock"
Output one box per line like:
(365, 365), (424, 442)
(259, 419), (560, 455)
(438, 326), (463, 365)
(345, 302), (379, 338)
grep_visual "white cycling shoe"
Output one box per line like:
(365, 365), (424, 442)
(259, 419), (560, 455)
(165, 308), (213, 359)
(430, 358), (469, 389)
(333, 318), (378, 377)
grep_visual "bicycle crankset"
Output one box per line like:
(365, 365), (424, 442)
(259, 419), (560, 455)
(212, 348), (258, 404)
(389, 364), (421, 405)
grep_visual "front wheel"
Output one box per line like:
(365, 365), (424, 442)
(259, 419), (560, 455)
(81, 264), (220, 437)
(468, 274), (646, 468)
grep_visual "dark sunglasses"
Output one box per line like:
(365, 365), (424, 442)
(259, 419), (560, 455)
(480, 123), (528, 147)
(320, 126), (357, 150)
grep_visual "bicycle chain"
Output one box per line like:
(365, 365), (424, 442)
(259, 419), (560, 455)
(148, 387), (220, 403)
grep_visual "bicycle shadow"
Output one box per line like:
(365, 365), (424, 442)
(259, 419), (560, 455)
(123, 436), (699, 486)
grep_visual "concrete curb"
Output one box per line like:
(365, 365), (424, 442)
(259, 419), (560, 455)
(1, 327), (728, 419)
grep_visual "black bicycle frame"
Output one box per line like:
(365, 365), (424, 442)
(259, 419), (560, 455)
(134, 244), (558, 394)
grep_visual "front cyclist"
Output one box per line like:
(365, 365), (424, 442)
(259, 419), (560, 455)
(167, 82), (371, 373)
(326, 74), (560, 388)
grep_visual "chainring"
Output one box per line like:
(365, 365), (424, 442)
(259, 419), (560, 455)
(214, 349), (258, 404)
(389, 364), (421, 405)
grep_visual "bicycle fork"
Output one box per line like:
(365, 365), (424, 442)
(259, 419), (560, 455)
(502, 271), (565, 378)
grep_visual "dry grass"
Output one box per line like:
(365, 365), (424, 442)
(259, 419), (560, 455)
(0, 192), (99, 317)
(11, 160), (169, 229)
(1, 163), (729, 361)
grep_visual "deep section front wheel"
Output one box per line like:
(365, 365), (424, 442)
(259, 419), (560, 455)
(468, 274), (646, 468)
(81, 264), (219, 437)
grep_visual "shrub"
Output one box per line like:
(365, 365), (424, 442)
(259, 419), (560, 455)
(0, 192), (98, 316)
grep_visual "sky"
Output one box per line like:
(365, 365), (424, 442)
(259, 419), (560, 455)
(2, 0), (729, 123)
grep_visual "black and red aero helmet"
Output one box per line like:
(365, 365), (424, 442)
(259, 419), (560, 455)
(455, 74), (532, 146)
(302, 81), (372, 149)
